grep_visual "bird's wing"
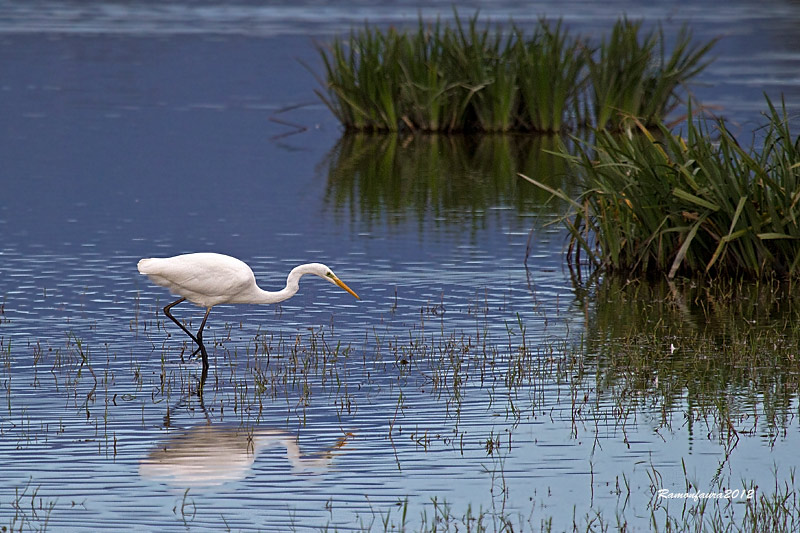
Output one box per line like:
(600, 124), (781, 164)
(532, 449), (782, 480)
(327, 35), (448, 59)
(138, 254), (255, 306)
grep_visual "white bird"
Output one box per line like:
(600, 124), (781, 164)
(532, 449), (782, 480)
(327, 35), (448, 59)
(138, 252), (359, 369)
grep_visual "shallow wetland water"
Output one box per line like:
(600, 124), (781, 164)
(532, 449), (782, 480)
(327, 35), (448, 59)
(2, 1), (800, 531)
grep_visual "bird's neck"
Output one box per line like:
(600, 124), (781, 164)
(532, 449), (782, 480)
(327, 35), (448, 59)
(248, 264), (308, 304)
(250, 284), (297, 305)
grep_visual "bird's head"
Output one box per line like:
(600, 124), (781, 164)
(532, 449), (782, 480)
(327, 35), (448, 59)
(307, 263), (360, 300)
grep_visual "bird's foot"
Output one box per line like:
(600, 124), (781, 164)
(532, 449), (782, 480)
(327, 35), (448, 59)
(177, 344), (204, 365)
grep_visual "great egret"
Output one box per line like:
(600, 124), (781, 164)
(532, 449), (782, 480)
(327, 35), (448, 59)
(138, 252), (359, 369)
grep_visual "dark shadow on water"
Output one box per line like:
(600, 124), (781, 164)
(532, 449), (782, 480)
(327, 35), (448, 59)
(321, 132), (585, 227)
(570, 275), (800, 435)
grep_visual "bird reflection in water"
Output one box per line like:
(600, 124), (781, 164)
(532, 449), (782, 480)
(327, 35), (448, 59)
(139, 424), (353, 488)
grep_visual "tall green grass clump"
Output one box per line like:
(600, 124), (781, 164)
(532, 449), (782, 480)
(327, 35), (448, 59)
(316, 25), (404, 131)
(522, 97), (800, 279)
(588, 19), (717, 131)
(514, 20), (588, 132)
(315, 14), (588, 133)
(314, 14), (716, 133)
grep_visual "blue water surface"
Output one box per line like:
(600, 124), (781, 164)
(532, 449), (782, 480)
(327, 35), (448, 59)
(2, 1), (800, 531)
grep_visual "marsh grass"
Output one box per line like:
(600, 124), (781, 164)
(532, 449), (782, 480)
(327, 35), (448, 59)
(345, 466), (800, 532)
(314, 14), (714, 132)
(514, 20), (588, 132)
(4, 478), (57, 533)
(588, 19), (717, 131)
(17, 277), (800, 453)
(523, 97), (800, 279)
(166, 277), (800, 451)
(10, 282), (800, 529)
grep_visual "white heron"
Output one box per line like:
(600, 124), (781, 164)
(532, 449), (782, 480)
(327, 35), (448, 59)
(137, 252), (359, 369)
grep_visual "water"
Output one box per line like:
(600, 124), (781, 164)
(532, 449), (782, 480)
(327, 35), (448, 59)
(2, 1), (800, 530)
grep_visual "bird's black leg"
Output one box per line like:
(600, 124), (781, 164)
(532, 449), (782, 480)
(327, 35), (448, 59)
(194, 307), (212, 370)
(197, 361), (209, 398)
(188, 307), (212, 358)
(164, 298), (199, 342)
(163, 297), (208, 364)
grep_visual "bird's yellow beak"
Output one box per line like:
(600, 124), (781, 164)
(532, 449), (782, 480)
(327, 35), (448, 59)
(333, 276), (360, 300)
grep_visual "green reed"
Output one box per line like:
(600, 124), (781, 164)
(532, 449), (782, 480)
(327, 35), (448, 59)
(523, 96), (800, 279)
(316, 25), (402, 131)
(314, 14), (714, 133)
(588, 19), (717, 131)
(514, 19), (588, 132)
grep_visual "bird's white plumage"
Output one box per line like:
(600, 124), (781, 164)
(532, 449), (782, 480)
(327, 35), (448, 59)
(137, 252), (359, 369)
(138, 252), (359, 308)
(138, 253), (259, 308)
